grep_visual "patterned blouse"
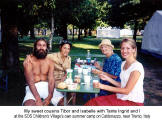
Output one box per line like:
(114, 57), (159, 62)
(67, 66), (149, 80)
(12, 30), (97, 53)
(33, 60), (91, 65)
(99, 53), (122, 96)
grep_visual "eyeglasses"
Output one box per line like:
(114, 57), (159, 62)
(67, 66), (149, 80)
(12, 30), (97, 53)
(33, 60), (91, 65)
(59, 40), (71, 44)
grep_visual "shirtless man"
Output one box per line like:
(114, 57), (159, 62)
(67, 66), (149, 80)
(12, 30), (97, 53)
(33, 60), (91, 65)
(23, 38), (63, 106)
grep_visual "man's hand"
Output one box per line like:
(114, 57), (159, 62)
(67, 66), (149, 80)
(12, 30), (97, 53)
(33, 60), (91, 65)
(35, 99), (43, 106)
(43, 96), (52, 106)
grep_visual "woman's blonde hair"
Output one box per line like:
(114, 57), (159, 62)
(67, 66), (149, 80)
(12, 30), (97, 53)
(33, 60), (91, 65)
(120, 38), (137, 58)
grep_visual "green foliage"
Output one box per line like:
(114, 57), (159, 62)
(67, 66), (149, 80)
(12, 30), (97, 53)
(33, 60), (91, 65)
(105, 0), (141, 28)
(34, 22), (48, 29)
(94, 0), (109, 28)
(70, 0), (100, 30)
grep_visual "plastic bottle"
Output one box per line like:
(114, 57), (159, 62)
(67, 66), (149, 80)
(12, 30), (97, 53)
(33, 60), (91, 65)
(86, 50), (91, 65)
(66, 69), (73, 79)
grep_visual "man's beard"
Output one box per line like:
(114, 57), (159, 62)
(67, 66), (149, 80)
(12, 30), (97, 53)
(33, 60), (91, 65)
(33, 48), (48, 59)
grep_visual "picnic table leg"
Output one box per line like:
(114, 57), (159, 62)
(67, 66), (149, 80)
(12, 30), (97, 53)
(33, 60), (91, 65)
(72, 93), (76, 105)
(64, 92), (67, 106)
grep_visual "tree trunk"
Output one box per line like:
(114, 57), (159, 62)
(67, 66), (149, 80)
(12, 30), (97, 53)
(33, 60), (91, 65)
(78, 28), (81, 40)
(72, 25), (74, 41)
(84, 29), (87, 37)
(58, 23), (67, 40)
(80, 29), (83, 35)
(62, 24), (67, 40)
(133, 19), (138, 42)
(2, 25), (20, 71)
(30, 24), (35, 39)
(89, 29), (92, 36)
(49, 12), (54, 50)
(38, 28), (40, 35)
(1, 9), (20, 72)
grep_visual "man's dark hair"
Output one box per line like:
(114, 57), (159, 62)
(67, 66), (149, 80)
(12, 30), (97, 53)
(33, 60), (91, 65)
(59, 40), (72, 50)
(34, 38), (49, 51)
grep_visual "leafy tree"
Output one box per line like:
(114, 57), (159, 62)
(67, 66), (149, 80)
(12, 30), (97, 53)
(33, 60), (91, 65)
(15, 0), (55, 39)
(70, 0), (100, 39)
(95, 1), (109, 28)
(0, 0), (54, 70)
(106, 0), (141, 40)
(103, 0), (162, 41)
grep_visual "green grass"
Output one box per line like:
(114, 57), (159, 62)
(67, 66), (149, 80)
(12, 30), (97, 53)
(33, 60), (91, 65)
(0, 35), (143, 69)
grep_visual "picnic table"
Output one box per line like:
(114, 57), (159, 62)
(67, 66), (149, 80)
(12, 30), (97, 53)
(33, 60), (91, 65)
(56, 62), (100, 106)
(70, 54), (105, 58)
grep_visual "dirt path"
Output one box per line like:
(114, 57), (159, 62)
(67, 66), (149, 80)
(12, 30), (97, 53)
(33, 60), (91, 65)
(140, 54), (162, 105)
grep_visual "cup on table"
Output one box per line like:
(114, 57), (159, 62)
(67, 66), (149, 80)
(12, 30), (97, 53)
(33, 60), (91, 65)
(87, 67), (91, 72)
(83, 68), (89, 75)
(74, 68), (78, 75)
(65, 78), (73, 85)
(78, 67), (82, 73)
(93, 80), (99, 88)
(74, 75), (81, 83)
(84, 75), (91, 84)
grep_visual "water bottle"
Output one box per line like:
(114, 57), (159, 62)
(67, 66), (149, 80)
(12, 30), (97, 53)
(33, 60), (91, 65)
(86, 50), (91, 65)
(66, 69), (73, 79)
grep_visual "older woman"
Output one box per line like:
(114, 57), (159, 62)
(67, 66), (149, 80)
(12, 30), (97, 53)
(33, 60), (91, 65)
(85, 38), (144, 106)
(93, 39), (122, 96)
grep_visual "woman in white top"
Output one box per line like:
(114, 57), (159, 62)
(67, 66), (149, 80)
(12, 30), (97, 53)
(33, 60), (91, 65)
(85, 38), (144, 106)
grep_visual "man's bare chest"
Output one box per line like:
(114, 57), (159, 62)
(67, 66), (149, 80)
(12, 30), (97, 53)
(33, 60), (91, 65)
(32, 61), (49, 74)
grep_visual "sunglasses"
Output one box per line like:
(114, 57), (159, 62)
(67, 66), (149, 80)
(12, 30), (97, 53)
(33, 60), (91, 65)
(60, 40), (71, 44)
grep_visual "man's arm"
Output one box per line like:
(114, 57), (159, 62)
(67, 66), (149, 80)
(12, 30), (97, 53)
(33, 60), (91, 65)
(23, 58), (43, 106)
(43, 60), (55, 106)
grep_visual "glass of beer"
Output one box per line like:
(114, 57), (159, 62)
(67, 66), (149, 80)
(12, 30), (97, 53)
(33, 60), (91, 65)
(93, 80), (99, 88)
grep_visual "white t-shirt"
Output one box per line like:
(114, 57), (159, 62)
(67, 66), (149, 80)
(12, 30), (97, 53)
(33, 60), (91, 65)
(116, 61), (144, 103)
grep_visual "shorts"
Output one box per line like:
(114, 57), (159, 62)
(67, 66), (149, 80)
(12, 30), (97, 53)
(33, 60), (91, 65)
(22, 81), (63, 105)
